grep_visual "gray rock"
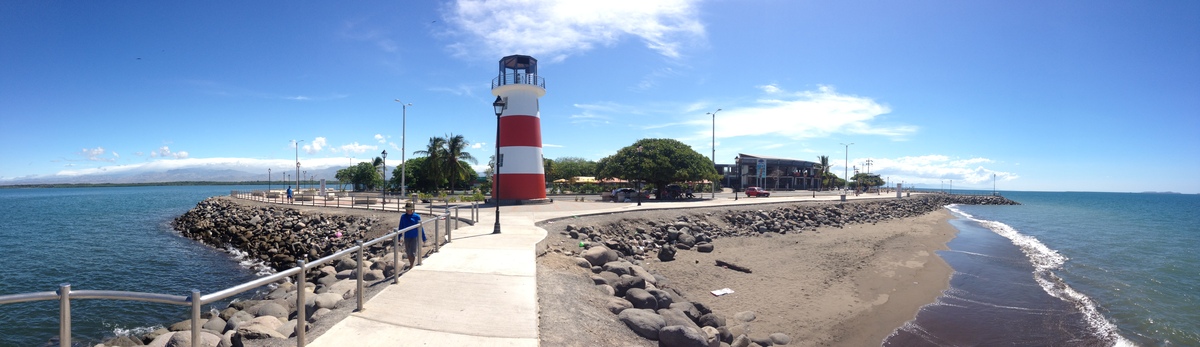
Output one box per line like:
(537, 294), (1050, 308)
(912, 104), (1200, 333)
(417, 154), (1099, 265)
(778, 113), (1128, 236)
(310, 308), (332, 322)
(223, 311), (255, 332)
(598, 271), (621, 286)
(277, 319), (302, 338)
(677, 233), (697, 247)
(142, 328), (170, 344)
(750, 335), (775, 346)
(235, 316), (286, 339)
(255, 302), (289, 319)
(731, 334), (752, 347)
(603, 261), (634, 276)
(582, 246), (619, 267)
(618, 308), (666, 340)
(624, 288), (659, 310)
(168, 319), (205, 332)
(325, 279), (358, 298)
(573, 257), (591, 268)
(717, 326), (733, 343)
(658, 308), (701, 331)
(670, 301), (701, 322)
(313, 292), (343, 309)
(158, 330), (221, 347)
(648, 289), (677, 308)
(769, 332), (791, 345)
(101, 335), (144, 346)
(591, 275), (610, 286)
(597, 284), (616, 296)
(201, 316), (226, 333)
(729, 324), (749, 341)
(658, 325), (709, 347)
(702, 326), (722, 347)
(696, 242), (715, 253)
(606, 297), (634, 314)
(614, 276), (646, 297)
(734, 311), (757, 323)
(699, 312), (727, 328)
(658, 247), (677, 261)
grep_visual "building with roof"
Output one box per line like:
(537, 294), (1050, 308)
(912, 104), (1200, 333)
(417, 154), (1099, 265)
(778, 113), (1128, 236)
(720, 154), (822, 191)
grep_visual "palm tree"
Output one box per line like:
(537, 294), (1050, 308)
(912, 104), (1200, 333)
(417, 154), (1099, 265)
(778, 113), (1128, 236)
(817, 155), (831, 191)
(372, 156), (385, 191)
(443, 134), (477, 194)
(414, 137), (446, 192)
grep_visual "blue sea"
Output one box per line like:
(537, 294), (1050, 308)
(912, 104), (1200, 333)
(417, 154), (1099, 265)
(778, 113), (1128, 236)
(1, 188), (1197, 346)
(886, 191), (1200, 346)
(0, 186), (269, 347)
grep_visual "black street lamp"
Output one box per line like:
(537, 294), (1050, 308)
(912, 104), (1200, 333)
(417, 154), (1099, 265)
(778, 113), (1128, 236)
(381, 150), (388, 206)
(268, 168), (272, 201)
(734, 156), (740, 201)
(637, 145), (643, 206)
(491, 96), (507, 234)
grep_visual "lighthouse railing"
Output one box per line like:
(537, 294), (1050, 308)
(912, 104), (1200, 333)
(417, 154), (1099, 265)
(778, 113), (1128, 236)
(492, 73), (545, 89)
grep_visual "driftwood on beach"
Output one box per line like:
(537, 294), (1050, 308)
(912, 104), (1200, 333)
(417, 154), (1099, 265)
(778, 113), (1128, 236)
(715, 259), (753, 273)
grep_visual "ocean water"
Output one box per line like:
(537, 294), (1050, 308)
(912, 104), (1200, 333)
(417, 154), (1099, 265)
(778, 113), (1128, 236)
(886, 191), (1200, 346)
(0, 186), (268, 347)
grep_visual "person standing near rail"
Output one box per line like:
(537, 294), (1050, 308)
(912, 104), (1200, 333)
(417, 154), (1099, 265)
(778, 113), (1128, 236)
(398, 201), (426, 271)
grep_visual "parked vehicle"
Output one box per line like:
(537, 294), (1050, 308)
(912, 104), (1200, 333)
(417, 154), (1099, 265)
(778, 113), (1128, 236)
(610, 188), (648, 202)
(744, 187), (770, 197)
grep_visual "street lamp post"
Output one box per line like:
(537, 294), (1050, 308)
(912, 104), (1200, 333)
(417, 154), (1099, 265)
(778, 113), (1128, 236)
(492, 96), (507, 234)
(707, 109), (721, 199)
(268, 168), (272, 201)
(295, 139), (303, 198)
(840, 143), (853, 191)
(734, 155), (740, 201)
(394, 100), (412, 196)
(381, 150), (388, 206)
(637, 145), (643, 206)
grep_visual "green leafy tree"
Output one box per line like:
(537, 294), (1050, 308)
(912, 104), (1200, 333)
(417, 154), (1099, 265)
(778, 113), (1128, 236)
(341, 161), (382, 191)
(852, 173), (885, 188)
(414, 137), (446, 191)
(543, 158), (555, 183)
(549, 157), (599, 181)
(595, 139), (720, 200)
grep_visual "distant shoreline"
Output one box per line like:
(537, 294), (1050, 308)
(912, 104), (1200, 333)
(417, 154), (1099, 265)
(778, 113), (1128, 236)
(0, 181), (337, 189)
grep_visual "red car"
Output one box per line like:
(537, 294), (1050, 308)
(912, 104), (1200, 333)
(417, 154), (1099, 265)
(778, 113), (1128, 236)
(744, 187), (770, 197)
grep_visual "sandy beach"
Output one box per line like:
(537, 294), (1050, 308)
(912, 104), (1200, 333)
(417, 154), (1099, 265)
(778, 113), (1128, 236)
(537, 205), (957, 346)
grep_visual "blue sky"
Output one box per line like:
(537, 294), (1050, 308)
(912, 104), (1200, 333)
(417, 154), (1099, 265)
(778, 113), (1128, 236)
(2, 1), (1197, 193)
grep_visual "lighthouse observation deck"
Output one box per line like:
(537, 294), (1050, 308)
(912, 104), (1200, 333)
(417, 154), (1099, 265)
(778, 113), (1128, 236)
(492, 73), (545, 89)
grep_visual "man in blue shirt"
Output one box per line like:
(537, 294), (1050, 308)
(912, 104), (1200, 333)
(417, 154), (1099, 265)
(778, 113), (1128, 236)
(398, 201), (425, 270)
(286, 186), (293, 203)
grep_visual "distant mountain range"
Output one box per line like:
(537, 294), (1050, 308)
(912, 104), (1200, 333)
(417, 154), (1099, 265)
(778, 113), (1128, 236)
(1, 166), (343, 186)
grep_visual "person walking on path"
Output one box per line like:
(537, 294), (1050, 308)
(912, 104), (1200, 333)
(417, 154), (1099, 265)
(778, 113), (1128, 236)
(398, 201), (426, 270)
(286, 186), (294, 203)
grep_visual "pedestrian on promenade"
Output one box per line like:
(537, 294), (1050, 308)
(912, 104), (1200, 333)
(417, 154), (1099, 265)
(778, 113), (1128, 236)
(286, 186), (293, 203)
(398, 201), (426, 270)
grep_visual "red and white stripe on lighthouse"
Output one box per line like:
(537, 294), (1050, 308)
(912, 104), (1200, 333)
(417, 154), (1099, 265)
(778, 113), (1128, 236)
(492, 55), (546, 201)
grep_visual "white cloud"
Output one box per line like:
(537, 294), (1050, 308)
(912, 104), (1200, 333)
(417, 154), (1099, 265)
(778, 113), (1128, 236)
(544, 143), (564, 148)
(471, 142), (485, 149)
(339, 142), (377, 154)
(704, 85), (917, 141)
(446, 0), (705, 61)
(173, 151), (189, 159)
(81, 147), (116, 162)
(304, 137), (328, 154)
(374, 134), (386, 144)
(835, 155), (1018, 186)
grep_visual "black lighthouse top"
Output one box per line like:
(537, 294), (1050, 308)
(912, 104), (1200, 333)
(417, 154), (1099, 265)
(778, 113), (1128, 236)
(493, 55), (545, 89)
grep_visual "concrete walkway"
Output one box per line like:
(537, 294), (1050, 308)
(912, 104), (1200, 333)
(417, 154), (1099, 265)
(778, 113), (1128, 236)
(307, 192), (903, 346)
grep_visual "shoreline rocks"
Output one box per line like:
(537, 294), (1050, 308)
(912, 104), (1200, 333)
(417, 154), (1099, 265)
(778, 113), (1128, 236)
(541, 194), (1018, 346)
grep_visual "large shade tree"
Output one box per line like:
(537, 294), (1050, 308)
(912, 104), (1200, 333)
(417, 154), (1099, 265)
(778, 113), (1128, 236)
(547, 157), (599, 182)
(595, 138), (720, 199)
(336, 161), (383, 191)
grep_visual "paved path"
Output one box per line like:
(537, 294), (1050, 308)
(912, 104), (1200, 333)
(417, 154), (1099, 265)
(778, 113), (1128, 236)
(304, 191), (904, 346)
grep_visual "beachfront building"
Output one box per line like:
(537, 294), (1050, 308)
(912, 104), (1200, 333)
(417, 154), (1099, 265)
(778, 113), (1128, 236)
(724, 154), (820, 191)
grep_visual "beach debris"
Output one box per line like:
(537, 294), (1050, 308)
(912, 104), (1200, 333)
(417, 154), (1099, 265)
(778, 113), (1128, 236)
(710, 288), (734, 296)
(715, 259), (753, 273)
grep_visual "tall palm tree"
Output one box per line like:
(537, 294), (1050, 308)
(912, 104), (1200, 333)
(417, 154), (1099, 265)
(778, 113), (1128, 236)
(443, 134), (477, 194)
(817, 155), (831, 191)
(414, 137), (446, 192)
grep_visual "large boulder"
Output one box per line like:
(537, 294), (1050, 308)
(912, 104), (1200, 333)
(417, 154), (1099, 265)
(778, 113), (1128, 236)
(613, 276), (646, 297)
(624, 288), (659, 310)
(223, 311), (256, 332)
(657, 247), (676, 261)
(657, 325), (709, 347)
(313, 292), (343, 309)
(255, 302), (289, 320)
(658, 308), (701, 331)
(234, 316), (287, 339)
(606, 297), (634, 314)
(618, 309), (666, 340)
(582, 246), (619, 267)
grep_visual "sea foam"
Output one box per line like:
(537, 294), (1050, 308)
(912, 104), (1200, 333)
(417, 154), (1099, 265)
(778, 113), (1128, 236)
(946, 205), (1136, 346)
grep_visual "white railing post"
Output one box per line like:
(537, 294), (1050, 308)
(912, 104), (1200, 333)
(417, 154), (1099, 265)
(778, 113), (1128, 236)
(393, 232), (401, 284)
(356, 241), (364, 311)
(190, 289), (201, 347)
(58, 283), (70, 347)
(434, 217), (440, 253)
(296, 259), (307, 347)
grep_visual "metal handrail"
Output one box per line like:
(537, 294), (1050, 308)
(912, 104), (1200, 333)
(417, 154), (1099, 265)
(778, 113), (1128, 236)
(0, 200), (479, 347)
(492, 72), (545, 89)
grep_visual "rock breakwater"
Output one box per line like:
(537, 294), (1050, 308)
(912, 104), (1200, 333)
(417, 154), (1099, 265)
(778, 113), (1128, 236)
(172, 197), (385, 271)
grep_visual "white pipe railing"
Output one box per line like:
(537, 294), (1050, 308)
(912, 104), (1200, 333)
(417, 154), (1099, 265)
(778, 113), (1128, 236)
(0, 199), (478, 347)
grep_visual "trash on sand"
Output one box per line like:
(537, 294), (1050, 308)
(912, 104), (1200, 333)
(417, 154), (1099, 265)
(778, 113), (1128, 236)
(710, 288), (734, 296)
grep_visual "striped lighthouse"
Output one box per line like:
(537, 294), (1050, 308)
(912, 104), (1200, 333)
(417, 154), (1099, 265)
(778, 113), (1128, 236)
(491, 55), (547, 203)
